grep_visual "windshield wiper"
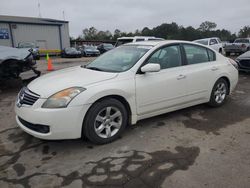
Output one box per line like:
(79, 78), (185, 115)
(85, 66), (104, 72)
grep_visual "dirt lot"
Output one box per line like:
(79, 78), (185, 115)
(0, 58), (250, 188)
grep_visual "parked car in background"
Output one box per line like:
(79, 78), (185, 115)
(221, 41), (230, 48)
(78, 45), (100, 57)
(193, 38), (224, 53)
(61, 47), (82, 58)
(235, 51), (250, 72)
(115, 36), (164, 47)
(0, 46), (40, 80)
(97, 43), (114, 54)
(15, 40), (238, 144)
(17, 42), (40, 60)
(224, 38), (250, 56)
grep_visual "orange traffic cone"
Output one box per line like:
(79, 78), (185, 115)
(47, 58), (54, 71)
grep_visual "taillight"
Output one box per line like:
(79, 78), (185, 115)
(228, 58), (238, 70)
(241, 44), (246, 48)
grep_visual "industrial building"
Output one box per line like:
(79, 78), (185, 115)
(0, 15), (70, 50)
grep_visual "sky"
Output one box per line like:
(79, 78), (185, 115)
(0, 0), (250, 37)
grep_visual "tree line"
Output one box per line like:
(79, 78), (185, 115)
(73, 21), (250, 42)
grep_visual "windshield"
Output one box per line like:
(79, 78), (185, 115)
(18, 42), (36, 48)
(104, 44), (113, 48)
(66, 48), (77, 52)
(195, 40), (209, 45)
(86, 45), (151, 72)
(235, 39), (249, 43)
(85, 46), (96, 50)
(115, 39), (134, 47)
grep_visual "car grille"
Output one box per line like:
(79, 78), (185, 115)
(18, 87), (40, 106)
(239, 60), (250, 68)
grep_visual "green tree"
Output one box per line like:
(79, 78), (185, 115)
(198, 21), (217, 32)
(238, 26), (250, 38)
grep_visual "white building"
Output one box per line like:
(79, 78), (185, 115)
(0, 15), (70, 50)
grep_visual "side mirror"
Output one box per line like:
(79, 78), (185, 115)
(141, 63), (160, 73)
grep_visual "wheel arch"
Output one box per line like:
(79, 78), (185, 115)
(81, 94), (133, 137)
(218, 76), (231, 95)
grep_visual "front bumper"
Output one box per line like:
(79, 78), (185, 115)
(15, 99), (91, 140)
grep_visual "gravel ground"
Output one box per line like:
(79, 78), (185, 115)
(0, 58), (250, 188)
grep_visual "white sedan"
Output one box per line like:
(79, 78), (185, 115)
(15, 40), (238, 144)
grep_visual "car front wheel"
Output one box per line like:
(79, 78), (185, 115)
(83, 98), (128, 144)
(208, 78), (229, 107)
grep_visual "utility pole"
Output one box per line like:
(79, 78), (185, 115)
(38, 1), (42, 18)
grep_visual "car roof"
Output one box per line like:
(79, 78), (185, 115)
(194, 37), (219, 41)
(123, 40), (199, 47)
(117, 36), (161, 40)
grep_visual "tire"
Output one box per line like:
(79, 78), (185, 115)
(83, 98), (128, 144)
(208, 78), (229, 107)
(219, 48), (222, 54)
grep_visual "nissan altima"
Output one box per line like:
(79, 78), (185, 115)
(15, 40), (238, 144)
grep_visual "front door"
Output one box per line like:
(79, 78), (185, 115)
(135, 45), (189, 115)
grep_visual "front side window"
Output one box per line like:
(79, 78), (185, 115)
(146, 45), (182, 69)
(183, 44), (210, 65)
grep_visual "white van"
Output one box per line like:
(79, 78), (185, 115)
(115, 36), (164, 47)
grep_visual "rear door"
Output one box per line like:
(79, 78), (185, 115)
(182, 44), (218, 101)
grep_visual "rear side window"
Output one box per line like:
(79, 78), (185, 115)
(183, 44), (210, 65)
(207, 49), (216, 61)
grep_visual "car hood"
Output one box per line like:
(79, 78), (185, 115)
(237, 51), (250, 59)
(0, 46), (31, 61)
(28, 66), (118, 98)
(21, 47), (39, 53)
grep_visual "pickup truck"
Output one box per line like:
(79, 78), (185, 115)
(0, 46), (40, 80)
(224, 38), (250, 56)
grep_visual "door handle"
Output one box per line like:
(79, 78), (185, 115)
(211, 67), (219, 71)
(177, 74), (186, 80)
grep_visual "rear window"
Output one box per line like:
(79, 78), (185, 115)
(135, 38), (145, 42)
(235, 39), (250, 43)
(115, 39), (133, 47)
(195, 40), (209, 45)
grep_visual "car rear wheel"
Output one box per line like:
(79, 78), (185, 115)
(208, 78), (228, 107)
(83, 98), (128, 144)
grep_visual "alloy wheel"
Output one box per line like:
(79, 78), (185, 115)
(94, 106), (123, 138)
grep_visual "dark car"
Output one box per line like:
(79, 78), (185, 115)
(79, 45), (100, 57)
(0, 46), (40, 80)
(17, 42), (40, 60)
(97, 43), (114, 54)
(61, 47), (82, 58)
(235, 51), (250, 72)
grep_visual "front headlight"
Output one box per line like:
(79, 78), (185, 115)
(42, 87), (86, 108)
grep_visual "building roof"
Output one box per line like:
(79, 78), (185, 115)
(0, 15), (68, 25)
